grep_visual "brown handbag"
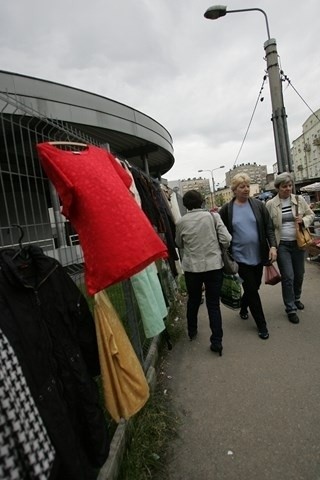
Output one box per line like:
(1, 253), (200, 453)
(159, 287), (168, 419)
(295, 196), (313, 249)
(264, 264), (281, 285)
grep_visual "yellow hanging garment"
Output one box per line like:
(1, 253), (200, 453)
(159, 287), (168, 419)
(93, 291), (149, 423)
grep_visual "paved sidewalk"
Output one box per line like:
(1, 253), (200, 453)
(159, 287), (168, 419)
(160, 262), (320, 480)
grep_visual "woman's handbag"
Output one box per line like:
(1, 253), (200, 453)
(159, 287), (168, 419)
(295, 195), (313, 249)
(220, 248), (239, 275)
(264, 263), (281, 286)
(220, 273), (241, 309)
(296, 224), (313, 249)
(211, 213), (238, 274)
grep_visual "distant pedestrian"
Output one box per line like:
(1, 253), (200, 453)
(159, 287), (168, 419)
(219, 173), (277, 340)
(175, 190), (231, 356)
(266, 172), (315, 324)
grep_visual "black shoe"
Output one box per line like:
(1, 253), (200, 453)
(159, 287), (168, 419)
(189, 331), (198, 341)
(258, 330), (269, 340)
(210, 344), (223, 356)
(239, 310), (249, 320)
(295, 301), (304, 310)
(288, 312), (300, 324)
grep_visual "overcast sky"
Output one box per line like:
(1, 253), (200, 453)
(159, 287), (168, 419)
(1, 0), (319, 186)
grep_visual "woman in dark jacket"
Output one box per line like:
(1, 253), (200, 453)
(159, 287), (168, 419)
(219, 173), (277, 339)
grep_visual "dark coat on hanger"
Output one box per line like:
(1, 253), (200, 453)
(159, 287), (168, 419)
(130, 169), (179, 276)
(0, 246), (109, 479)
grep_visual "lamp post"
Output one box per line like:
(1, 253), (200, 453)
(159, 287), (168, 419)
(204, 5), (293, 174)
(198, 165), (224, 207)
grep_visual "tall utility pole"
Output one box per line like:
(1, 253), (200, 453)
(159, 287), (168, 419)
(264, 37), (292, 173)
(204, 5), (293, 174)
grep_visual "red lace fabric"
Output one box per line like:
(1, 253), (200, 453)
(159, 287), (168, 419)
(37, 143), (167, 294)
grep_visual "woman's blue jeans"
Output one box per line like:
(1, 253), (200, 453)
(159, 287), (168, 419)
(277, 240), (306, 313)
(184, 269), (223, 346)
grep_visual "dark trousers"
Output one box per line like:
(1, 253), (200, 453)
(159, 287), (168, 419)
(238, 263), (267, 332)
(184, 269), (224, 345)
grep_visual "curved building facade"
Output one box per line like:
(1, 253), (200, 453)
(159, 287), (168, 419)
(0, 70), (174, 176)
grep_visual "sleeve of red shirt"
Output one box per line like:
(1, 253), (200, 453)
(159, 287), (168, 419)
(36, 143), (75, 218)
(108, 153), (132, 189)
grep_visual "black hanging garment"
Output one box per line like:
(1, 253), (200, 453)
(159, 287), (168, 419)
(0, 246), (109, 480)
(130, 169), (179, 277)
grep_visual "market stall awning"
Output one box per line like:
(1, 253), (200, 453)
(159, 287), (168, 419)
(300, 182), (320, 192)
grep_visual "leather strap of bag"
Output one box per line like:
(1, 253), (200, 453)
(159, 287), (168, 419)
(295, 195), (299, 217)
(211, 212), (223, 249)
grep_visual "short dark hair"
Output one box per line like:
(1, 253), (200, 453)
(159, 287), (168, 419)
(183, 190), (203, 210)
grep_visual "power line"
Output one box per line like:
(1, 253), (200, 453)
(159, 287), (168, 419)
(281, 71), (320, 123)
(233, 75), (267, 167)
(233, 65), (319, 170)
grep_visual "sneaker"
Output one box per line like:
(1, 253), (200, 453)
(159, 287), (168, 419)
(239, 310), (249, 320)
(258, 330), (269, 340)
(295, 301), (304, 310)
(288, 312), (300, 324)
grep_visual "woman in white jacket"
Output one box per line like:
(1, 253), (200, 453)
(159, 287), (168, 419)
(266, 173), (315, 324)
(175, 190), (231, 355)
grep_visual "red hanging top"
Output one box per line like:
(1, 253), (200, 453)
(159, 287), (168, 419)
(37, 143), (168, 294)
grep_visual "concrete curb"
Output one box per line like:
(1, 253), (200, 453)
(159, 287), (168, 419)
(97, 334), (161, 480)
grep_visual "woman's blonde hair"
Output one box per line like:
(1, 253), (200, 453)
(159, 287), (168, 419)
(231, 173), (251, 192)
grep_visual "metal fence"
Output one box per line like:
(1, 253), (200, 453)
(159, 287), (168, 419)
(0, 92), (178, 366)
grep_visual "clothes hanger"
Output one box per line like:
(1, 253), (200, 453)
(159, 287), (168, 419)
(47, 141), (88, 155)
(11, 224), (24, 250)
(48, 141), (88, 147)
(11, 224), (30, 262)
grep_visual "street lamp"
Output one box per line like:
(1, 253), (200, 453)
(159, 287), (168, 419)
(204, 5), (293, 174)
(198, 165), (224, 207)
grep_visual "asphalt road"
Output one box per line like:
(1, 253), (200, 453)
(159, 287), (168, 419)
(160, 261), (320, 480)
